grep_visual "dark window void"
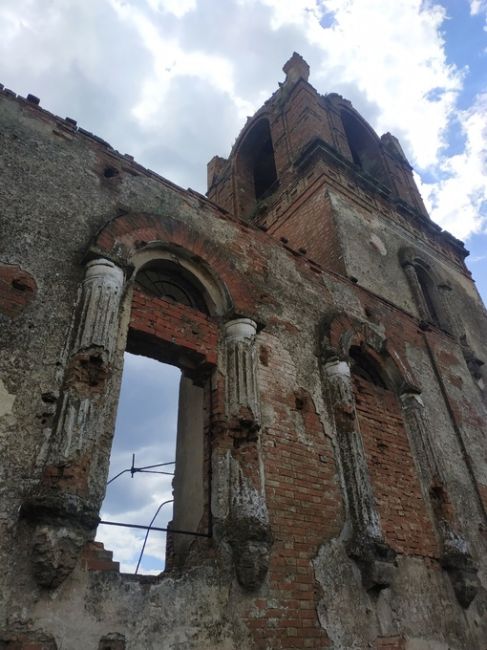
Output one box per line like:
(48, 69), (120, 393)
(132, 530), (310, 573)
(350, 345), (387, 388)
(136, 261), (209, 313)
(237, 119), (278, 213)
(341, 110), (389, 187)
(415, 265), (441, 326)
(253, 128), (278, 199)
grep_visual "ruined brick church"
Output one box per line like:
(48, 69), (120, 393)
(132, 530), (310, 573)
(1, 53), (487, 649)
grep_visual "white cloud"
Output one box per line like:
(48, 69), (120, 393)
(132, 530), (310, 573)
(415, 91), (487, 239)
(470, 0), (487, 31)
(147, 0), (197, 18)
(470, 0), (487, 16)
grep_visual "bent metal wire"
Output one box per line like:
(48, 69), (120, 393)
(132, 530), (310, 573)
(102, 453), (211, 572)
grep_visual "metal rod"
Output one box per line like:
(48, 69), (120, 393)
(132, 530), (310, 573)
(106, 468), (132, 485)
(137, 470), (174, 476)
(135, 499), (174, 574)
(138, 462), (176, 469)
(99, 520), (211, 538)
(107, 460), (176, 485)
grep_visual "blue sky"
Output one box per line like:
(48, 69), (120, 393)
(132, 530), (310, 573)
(98, 354), (180, 573)
(1, 0), (486, 571)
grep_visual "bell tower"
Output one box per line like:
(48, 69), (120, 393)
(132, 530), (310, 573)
(207, 52), (468, 287)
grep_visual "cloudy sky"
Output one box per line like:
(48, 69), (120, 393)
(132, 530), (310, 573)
(2, 0), (486, 572)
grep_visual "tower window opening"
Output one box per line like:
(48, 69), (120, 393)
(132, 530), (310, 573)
(253, 132), (278, 199)
(236, 118), (278, 217)
(341, 110), (389, 187)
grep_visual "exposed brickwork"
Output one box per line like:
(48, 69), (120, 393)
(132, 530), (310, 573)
(478, 483), (487, 516)
(94, 212), (271, 320)
(0, 632), (57, 649)
(266, 175), (346, 274)
(354, 375), (439, 557)
(40, 456), (90, 496)
(129, 287), (218, 367)
(81, 541), (120, 573)
(376, 636), (406, 650)
(0, 262), (37, 318)
(242, 334), (342, 649)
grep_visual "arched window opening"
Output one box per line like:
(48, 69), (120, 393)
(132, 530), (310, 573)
(349, 345), (387, 389)
(98, 261), (216, 574)
(341, 110), (389, 187)
(136, 260), (209, 314)
(236, 119), (278, 217)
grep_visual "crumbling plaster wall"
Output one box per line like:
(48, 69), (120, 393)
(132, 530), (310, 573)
(1, 86), (487, 650)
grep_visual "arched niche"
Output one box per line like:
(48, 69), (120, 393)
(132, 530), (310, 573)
(340, 109), (390, 188)
(234, 117), (278, 218)
(321, 310), (420, 396)
(399, 247), (453, 332)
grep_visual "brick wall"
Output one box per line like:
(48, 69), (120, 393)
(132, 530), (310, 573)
(353, 374), (439, 557)
(242, 334), (343, 649)
(129, 288), (218, 367)
(266, 174), (346, 274)
(0, 262), (37, 318)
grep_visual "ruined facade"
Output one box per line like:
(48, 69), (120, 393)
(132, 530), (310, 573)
(1, 53), (487, 649)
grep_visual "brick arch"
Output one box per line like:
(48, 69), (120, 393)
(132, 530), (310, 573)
(90, 212), (260, 318)
(321, 310), (420, 395)
(230, 112), (273, 160)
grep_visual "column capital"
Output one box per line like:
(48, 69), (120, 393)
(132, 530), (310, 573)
(84, 258), (124, 285)
(223, 318), (257, 342)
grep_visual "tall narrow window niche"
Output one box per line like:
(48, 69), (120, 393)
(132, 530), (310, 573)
(340, 109), (390, 188)
(98, 258), (218, 574)
(235, 118), (278, 219)
(399, 249), (453, 333)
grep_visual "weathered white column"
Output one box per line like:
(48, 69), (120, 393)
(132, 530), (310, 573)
(223, 318), (261, 433)
(57, 259), (124, 459)
(400, 392), (440, 482)
(74, 258), (125, 355)
(401, 390), (479, 607)
(219, 318), (271, 590)
(25, 258), (125, 588)
(323, 358), (382, 543)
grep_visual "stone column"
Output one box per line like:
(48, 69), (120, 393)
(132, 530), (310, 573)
(401, 390), (479, 607)
(400, 392), (439, 482)
(218, 318), (271, 590)
(323, 358), (382, 541)
(223, 318), (261, 435)
(23, 258), (125, 588)
(56, 258), (125, 460)
(322, 356), (395, 590)
(74, 258), (125, 355)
